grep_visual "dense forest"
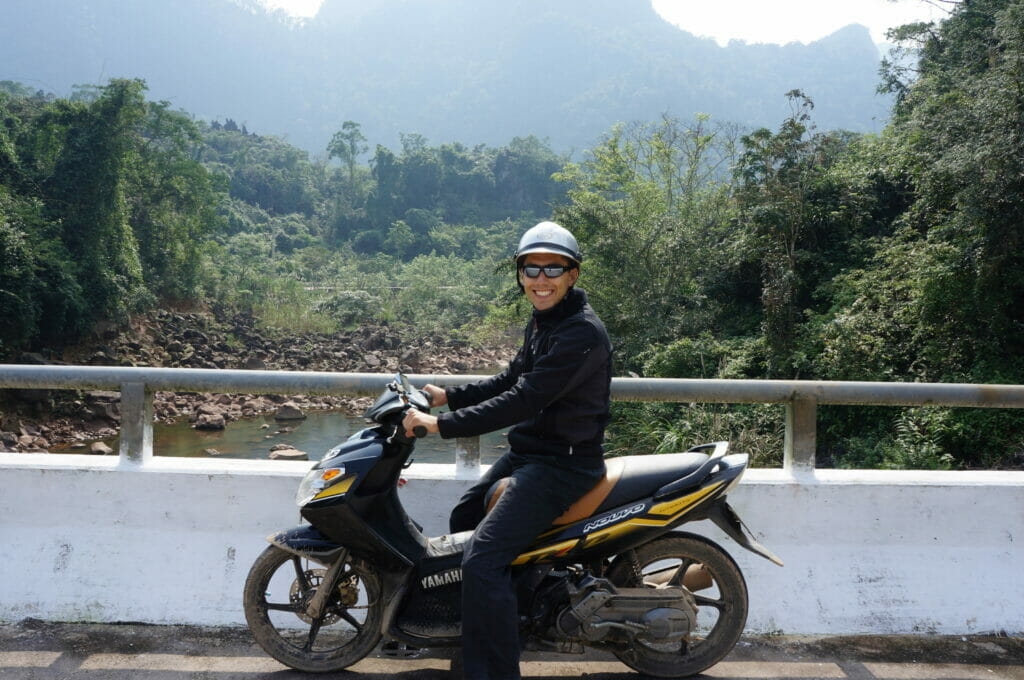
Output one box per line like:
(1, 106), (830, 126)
(2, 0), (1023, 469)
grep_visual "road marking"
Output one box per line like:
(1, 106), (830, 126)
(353, 658), (452, 671)
(707, 662), (847, 678)
(524, 660), (845, 678)
(37, 655), (849, 678)
(0, 652), (62, 668)
(78, 654), (283, 672)
(77, 654), (455, 673)
(865, 663), (1024, 680)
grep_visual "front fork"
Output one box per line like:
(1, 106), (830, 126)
(268, 523), (415, 641)
(304, 548), (350, 620)
(266, 524), (353, 618)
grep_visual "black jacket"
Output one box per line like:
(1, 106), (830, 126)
(437, 288), (612, 458)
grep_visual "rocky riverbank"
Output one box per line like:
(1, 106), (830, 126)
(0, 309), (513, 453)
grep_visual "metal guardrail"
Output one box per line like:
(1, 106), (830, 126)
(2, 364), (1024, 472)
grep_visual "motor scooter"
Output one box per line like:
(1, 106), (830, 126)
(243, 373), (782, 677)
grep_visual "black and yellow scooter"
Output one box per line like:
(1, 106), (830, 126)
(243, 374), (782, 678)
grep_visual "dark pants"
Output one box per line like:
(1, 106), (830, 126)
(450, 451), (605, 680)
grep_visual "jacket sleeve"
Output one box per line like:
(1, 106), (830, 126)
(444, 343), (524, 411)
(436, 319), (606, 439)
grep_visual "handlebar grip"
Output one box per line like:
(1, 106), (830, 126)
(412, 425), (427, 438)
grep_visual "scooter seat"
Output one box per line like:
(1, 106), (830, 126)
(484, 451), (709, 527)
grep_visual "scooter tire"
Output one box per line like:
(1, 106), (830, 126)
(243, 545), (383, 672)
(607, 532), (748, 678)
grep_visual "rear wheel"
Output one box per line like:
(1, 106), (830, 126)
(607, 533), (748, 678)
(243, 545), (383, 672)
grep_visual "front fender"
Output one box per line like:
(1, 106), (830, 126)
(267, 524), (345, 565)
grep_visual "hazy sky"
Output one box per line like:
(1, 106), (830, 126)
(258, 0), (946, 46)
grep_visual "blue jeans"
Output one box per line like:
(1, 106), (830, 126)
(450, 451), (605, 680)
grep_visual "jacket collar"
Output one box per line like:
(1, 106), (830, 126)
(532, 287), (587, 326)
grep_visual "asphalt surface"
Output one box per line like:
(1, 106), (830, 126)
(0, 619), (1021, 679)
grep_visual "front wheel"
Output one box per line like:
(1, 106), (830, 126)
(607, 533), (748, 678)
(243, 545), (383, 672)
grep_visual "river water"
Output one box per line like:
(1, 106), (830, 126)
(65, 410), (509, 464)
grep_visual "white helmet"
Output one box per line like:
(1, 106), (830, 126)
(514, 221), (582, 265)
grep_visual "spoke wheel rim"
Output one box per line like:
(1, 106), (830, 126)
(605, 534), (748, 678)
(244, 545), (383, 668)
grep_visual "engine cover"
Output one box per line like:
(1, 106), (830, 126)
(556, 583), (697, 643)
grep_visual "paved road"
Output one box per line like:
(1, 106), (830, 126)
(1, 620), (1021, 679)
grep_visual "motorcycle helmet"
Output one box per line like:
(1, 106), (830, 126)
(514, 221), (583, 265)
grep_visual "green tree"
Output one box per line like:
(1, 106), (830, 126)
(327, 120), (367, 186)
(734, 91), (869, 377)
(130, 100), (224, 299)
(41, 78), (149, 321)
(554, 115), (739, 363)
(813, 0), (1024, 467)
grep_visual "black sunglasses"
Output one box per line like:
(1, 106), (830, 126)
(520, 264), (575, 279)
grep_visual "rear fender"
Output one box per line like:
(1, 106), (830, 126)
(704, 500), (784, 566)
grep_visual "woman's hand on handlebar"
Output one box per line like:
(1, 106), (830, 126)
(421, 384), (447, 407)
(403, 410), (439, 438)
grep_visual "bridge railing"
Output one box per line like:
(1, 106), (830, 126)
(2, 364), (1024, 472)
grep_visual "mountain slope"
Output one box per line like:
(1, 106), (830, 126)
(0, 0), (891, 153)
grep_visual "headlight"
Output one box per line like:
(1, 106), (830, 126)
(296, 465), (351, 506)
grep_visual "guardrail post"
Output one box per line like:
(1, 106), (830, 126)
(119, 382), (154, 464)
(784, 394), (817, 471)
(455, 436), (480, 479)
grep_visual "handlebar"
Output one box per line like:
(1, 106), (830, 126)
(386, 374), (432, 441)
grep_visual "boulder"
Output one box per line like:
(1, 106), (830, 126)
(87, 402), (120, 422)
(92, 320), (120, 340)
(274, 402), (306, 420)
(89, 441), (115, 455)
(203, 448), (222, 456)
(196, 403), (225, 416)
(194, 414), (226, 430)
(269, 447), (308, 461)
(85, 390), (120, 401)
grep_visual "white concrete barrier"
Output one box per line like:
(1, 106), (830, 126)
(0, 452), (1020, 634)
